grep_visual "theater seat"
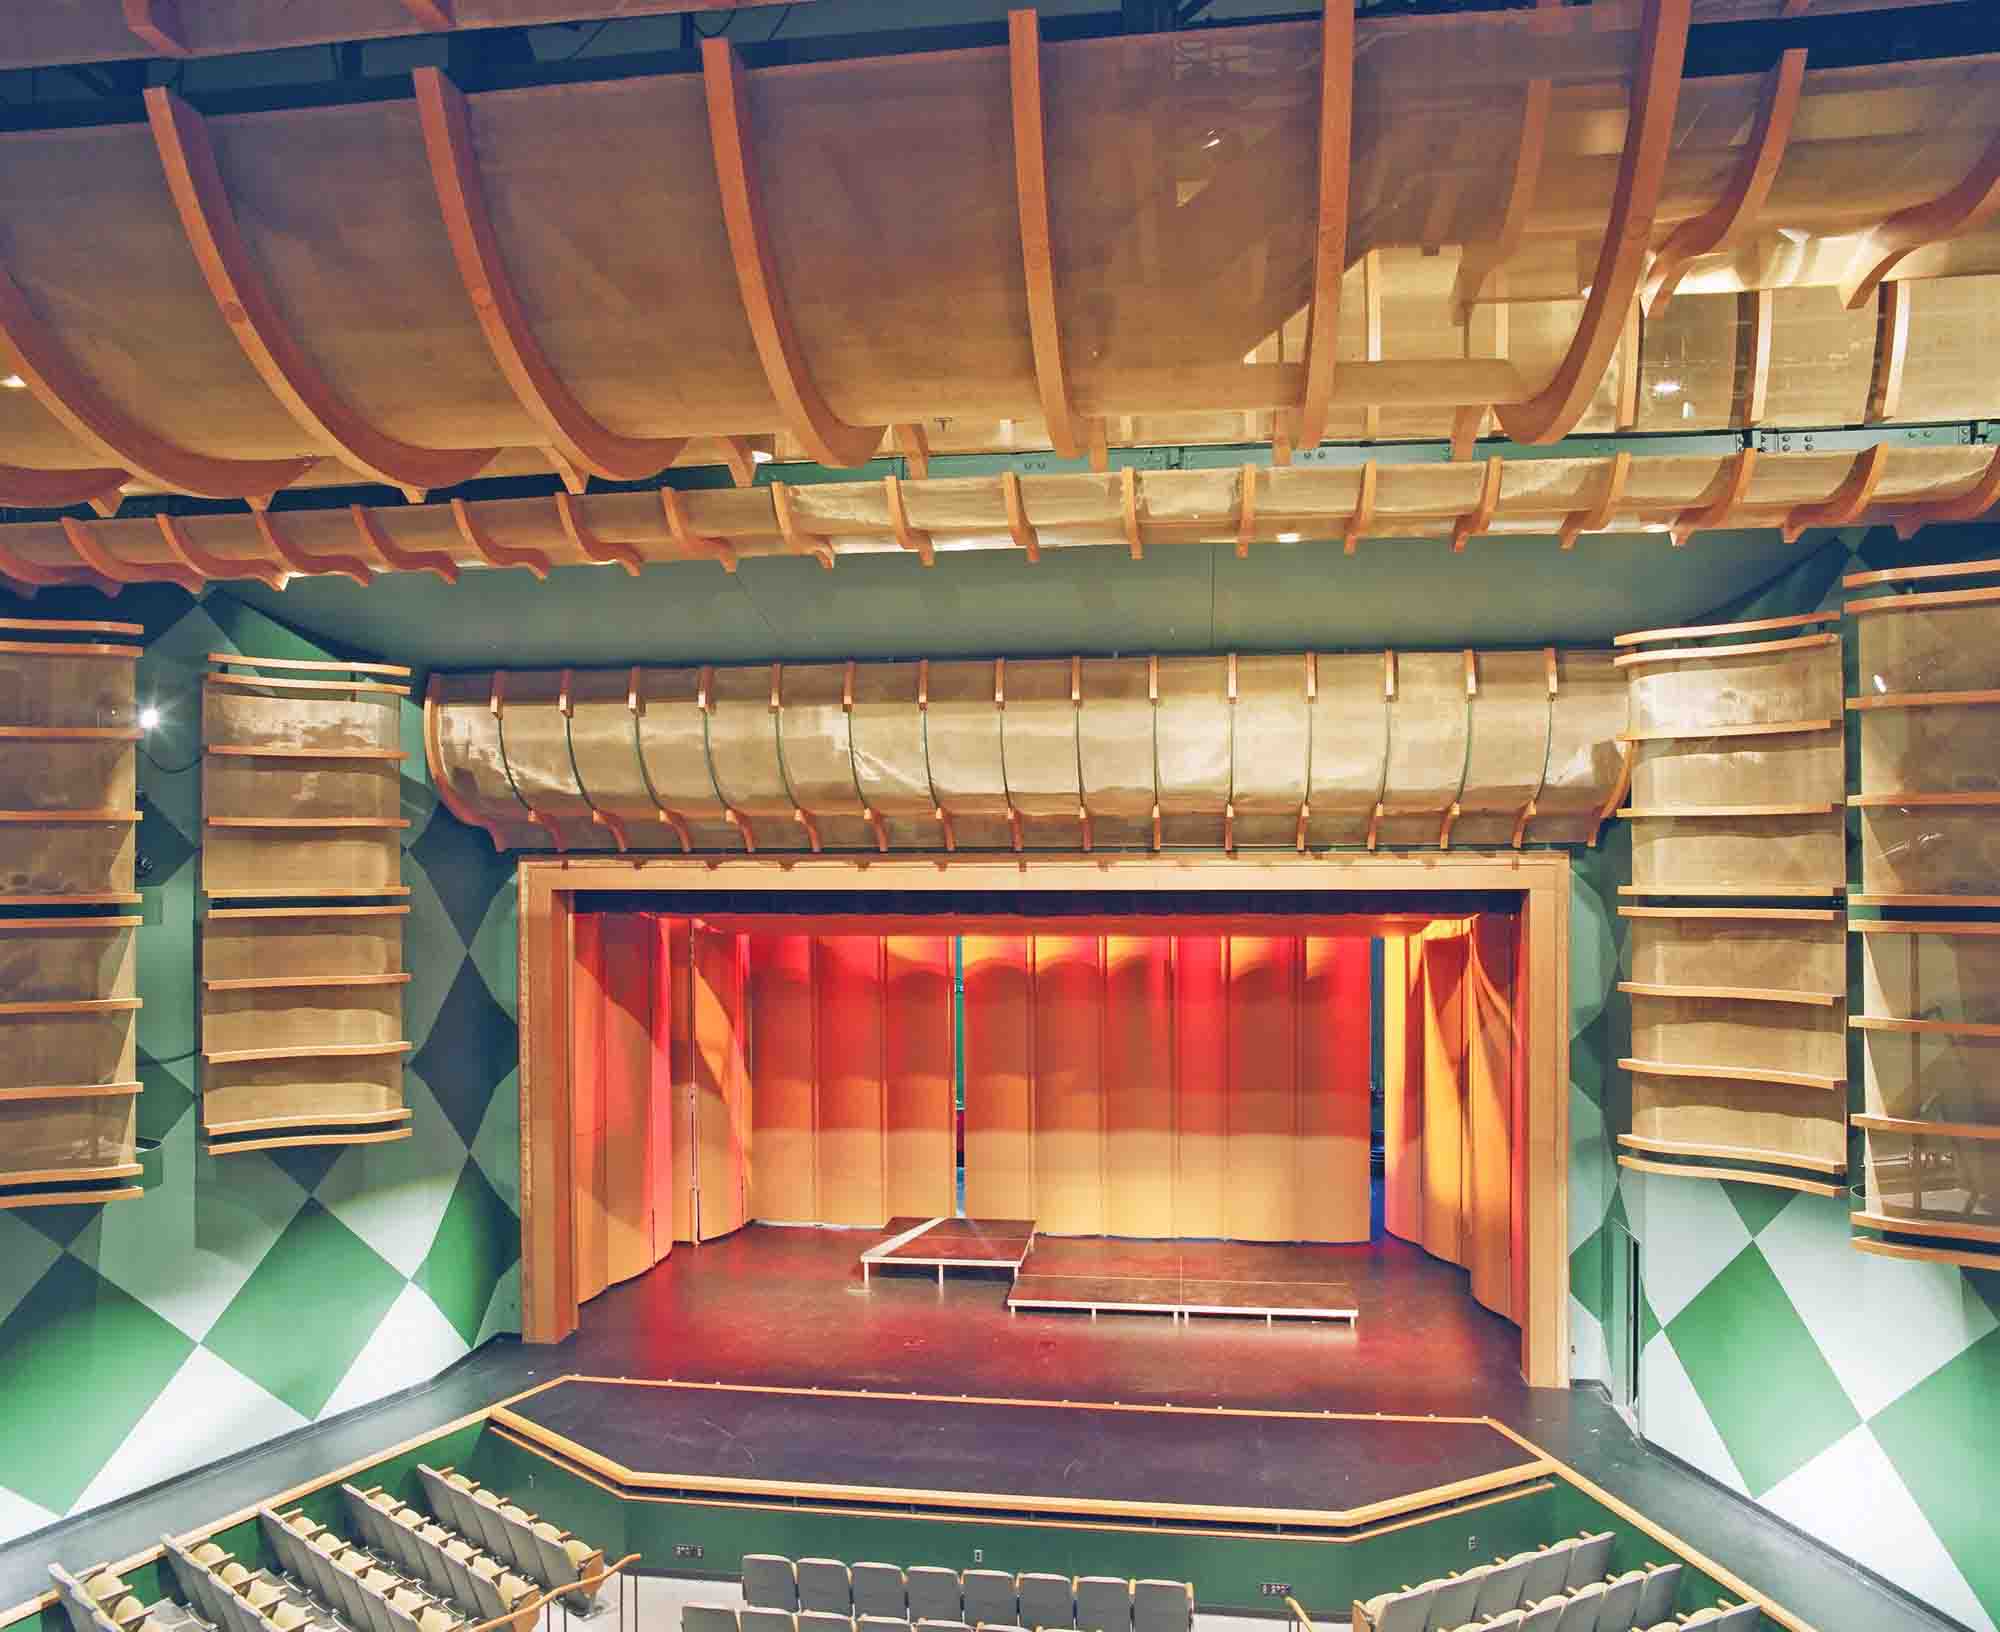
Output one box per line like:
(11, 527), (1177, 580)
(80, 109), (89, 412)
(962, 1573), (1015, 1629)
(1517, 1600), (1564, 1631)
(1074, 1577), (1130, 1632)
(799, 1611), (854, 1632)
(858, 1618), (912, 1632)
(685, 1607), (740, 1632)
(852, 1566), (907, 1619)
(1678, 1607), (1758, 1628)
(1355, 1578), (1436, 1632)
(906, 1569), (961, 1625)
(1132, 1580), (1191, 1632)
(1426, 1571), (1483, 1630)
(1518, 1544), (1574, 1607)
(1566, 1536), (1615, 1591)
(1554, 1580), (1604, 1631)
(800, 1562), (853, 1615)
(1598, 1570), (1646, 1632)
(742, 1609), (797, 1632)
(1015, 1574), (1071, 1630)
(745, 1558), (801, 1613)
(1633, 1566), (1681, 1627)
(1475, 1556), (1534, 1618)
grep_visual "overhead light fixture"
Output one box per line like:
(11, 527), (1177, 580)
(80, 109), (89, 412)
(0, 374), (24, 390)
(751, 449), (773, 464)
(1202, 130), (1222, 149)
(138, 705), (161, 731)
(1276, 531), (1302, 543)
(1652, 379), (1682, 397)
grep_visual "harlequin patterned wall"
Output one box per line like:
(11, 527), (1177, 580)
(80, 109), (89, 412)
(0, 590), (521, 1546)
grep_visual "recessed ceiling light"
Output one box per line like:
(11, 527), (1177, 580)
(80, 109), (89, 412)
(1652, 379), (1682, 397)
(1276, 531), (1302, 543)
(0, 374), (25, 389)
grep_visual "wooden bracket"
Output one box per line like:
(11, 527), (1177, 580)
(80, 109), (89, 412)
(884, 474), (935, 566)
(591, 810), (631, 853)
(1784, 444), (1888, 542)
(1735, 289), (1773, 428)
(1440, 802), (1461, 850)
(1366, 801), (1384, 852)
(1343, 459), (1377, 555)
(1383, 649), (1398, 700)
(1511, 800), (1537, 849)
(1463, 649), (1479, 697)
(449, 497), (549, 578)
(1235, 463), (1257, 558)
(158, 513), (284, 590)
(1841, 127), (2000, 309)
(660, 488), (736, 571)
(1451, 457), (1502, 552)
(554, 490), (642, 576)
(720, 436), (759, 489)
(351, 505), (459, 582)
(1121, 466), (1143, 561)
(894, 422), (931, 480)
(255, 509), (372, 586)
(1451, 76), (1551, 323)
(793, 807), (823, 854)
(1151, 802), (1162, 853)
(1295, 801), (1311, 853)
(1670, 449), (1757, 546)
(771, 481), (834, 569)
(1223, 800), (1236, 855)
(863, 807), (888, 854)
(1002, 471), (1041, 562)
(60, 516), (200, 592)
(1561, 451), (1631, 551)
(124, 0), (190, 55)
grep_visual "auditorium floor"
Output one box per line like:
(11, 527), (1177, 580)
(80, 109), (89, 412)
(0, 1219), (1962, 1632)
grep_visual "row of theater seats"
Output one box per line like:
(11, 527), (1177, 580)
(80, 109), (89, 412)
(1357, 1533), (1750, 1632)
(162, 1527), (433, 1632)
(412, 1465), (604, 1610)
(51, 1563), (210, 1632)
(740, 1556), (1193, 1632)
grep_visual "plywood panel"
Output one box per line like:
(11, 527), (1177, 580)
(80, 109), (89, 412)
(1629, 1072), (1847, 1169)
(1032, 935), (1104, 1235)
(202, 911), (402, 982)
(1297, 936), (1370, 1244)
(1382, 935), (1424, 1244)
(1421, 931), (1469, 1266)
(1857, 604), (2000, 696)
(0, 1097), (137, 1184)
(1628, 645), (1841, 735)
(1859, 704), (2000, 797)
(202, 1056), (401, 1132)
(1103, 935), (1175, 1238)
(1863, 1128), (2000, 1235)
(1864, 1029), (2000, 1130)
(571, 914), (608, 1304)
(817, 934), (886, 1226)
(1380, 653), (1469, 847)
(964, 934), (1033, 1219)
(1225, 935), (1295, 1242)
(692, 924), (748, 1240)
(1630, 991), (1846, 1081)
(1308, 653), (1389, 847)
(1629, 915), (1844, 995)
(1861, 805), (2000, 900)
(884, 935), (956, 1218)
(649, 916), (676, 1262)
(1628, 732), (1841, 809)
(1628, 813), (1844, 894)
(747, 932), (816, 1223)
(1466, 916), (1515, 1318)
(599, 913), (657, 1287)
(1173, 935), (1226, 1239)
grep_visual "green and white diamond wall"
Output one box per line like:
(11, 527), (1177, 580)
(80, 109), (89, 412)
(0, 590), (522, 1547)
(1569, 534), (2000, 1632)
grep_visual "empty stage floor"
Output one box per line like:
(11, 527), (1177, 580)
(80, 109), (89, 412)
(492, 1379), (1545, 1528)
(1007, 1238), (1358, 1321)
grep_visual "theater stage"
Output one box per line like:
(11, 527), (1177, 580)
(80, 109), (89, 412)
(489, 1379), (1550, 1532)
(860, 1221), (1358, 1323)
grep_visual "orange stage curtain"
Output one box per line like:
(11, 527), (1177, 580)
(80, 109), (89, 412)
(816, 935), (887, 1225)
(692, 923), (750, 1240)
(1226, 935), (1298, 1242)
(747, 933), (817, 1222)
(884, 936), (956, 1218)
(1382, 935), (1424, 1244)
(662, 916), (695, 1245)
(964, 934), (1035, 1219)
(1173, 935), (1228, 1238)
(1421, 929), (1469, 1266)
(1467, 915), (1516, 1320)
(1104, 935), (1175, 1238)
(569, 914), (674, 1305)
(1033, 935), (1105, 1236)
(1298, 936), (1371, 1243)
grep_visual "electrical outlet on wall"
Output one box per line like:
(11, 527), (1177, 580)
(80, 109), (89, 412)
(674, 1544), (704, 1560)
(972, 1550), (983, 1564)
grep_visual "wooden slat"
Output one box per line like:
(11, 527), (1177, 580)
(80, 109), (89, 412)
(1864, 280), (1910, 424)
(660, 488), (737, 572)
(1450, 458), (1502, 553)
(701, 39), (883, 468)
(450, 498), (550, 579)
(207, 652), (411, 677)
(253, 509), (371, 587)
(352, 506), (460, 583)
(157, 514), (284, 589)
(202, 1041), (413, 1063)
(1613, 632), (1838, 666)
(60, 516), (202, 594)
(1670, 448), (1757, 545)
(1851, 1015), (2000, 1038)
(553, 490), (643, 577)
(1497, 0), (1691, 443)
(413, 67), (685, 484)
(0, 464), (128, 511)
(1848, 690), (2000, 711)
(145, 87), (496, 500)
(1844, 554), (2000, 589)
(1620, 718), (1835, 742)
(1784, 445), (1888, 542)
(1850, 1235), (2000, 1271)
(1621, 1056), (1843, 1090)
(1848, 583), (2000, 616)
(1617, 981), (1839, 1006)
(1291, 1), (1355, 450)
(1617, 1154), (1844, 1197)
(1853, 1114), (2000, 1140)
(1873, 446), (2000, 539)
(1617, 1133), (1846, 1174)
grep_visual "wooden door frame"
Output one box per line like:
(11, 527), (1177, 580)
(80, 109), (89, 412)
(516, 851), (1574, 1387)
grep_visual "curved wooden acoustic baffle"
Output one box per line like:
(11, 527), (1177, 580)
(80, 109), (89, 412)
(701, 39), (885, 468)
(769, 481), (833, 569)
(1449, 406), (1484, 463)
(1451, 77), (1552, 324)
(0, 536), (113, 595)
(145, 88), (498, 502)
(123, 0), (188, 55)
(59, 515), (203, 593)
(660, 487), (736, 571)
(1007, 10), (1093, 463)
(553, 490), (642, 577)
(1642, 50), (1806, 315)
(1782, 445), (1889, 543)
(624, 668), (693, 853)
(253, 508), (372, 585)
(894, 424), (931, 480)
(350, 504), (459, 583)
(399, 0), (454, 27)
(1498, 0), (1692, 444)
(1451, 457), (1503, 553)
(1359, 250), (1383, 440)
(157, 513), (285, 589)
(424, 676), (504, 849)
(1865, 281), (1910, 424)
(1879, 444), (2000, 539)
(412, 68), (688, 483)
(556, 670), (629, 853)
(0, 263), (316, 501)
(0, 464), (128, 509)
(1736, 289), (1773, 427)
(1342, 460), (1376, 555)
(449, 497), (549, 579)
(1669, 449), (1756, 545)
(1560, 451), (1632, 551)
(1120, 467), (1143, 562)
(1842, 129), (2000, 309)
(883, 475), (935, 567)
(1290, 1), (1355, 450)
(1235, 464), (1256, 559)
(490, 672), (568, 852)
(1001, 470), (1041, 563)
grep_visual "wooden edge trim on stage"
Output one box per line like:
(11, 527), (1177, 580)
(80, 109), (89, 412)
(1008, 10), (1089, 463)
(486, 1401), (1552, 1531)
(0, 260), (315, 501)
(702, 38), (884, 469)
(480, 1419), (1558, 1554)
(1497, 0), (1691, 444)
(412, 67), (685, 485)
(1615, 1153), (1844, 1197)
(1290, 1), (1355, 450)
(143, 86), (496, 500)
(1643, 49), (1806, 315)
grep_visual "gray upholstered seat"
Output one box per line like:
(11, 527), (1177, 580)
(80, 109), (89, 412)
(745, 1559), (801, 1613)
(1131, 1581), (1190, 1632)
(906, 1570), (962, 1626)
(686, 1609), (741, 1632)
(1355, 1578), (1435, 1632)
(1517, 1600), (1564, 1631)
(1565, 1534), (1615, 1591)
(800, 1562), (853, 1616)
(1553, 1580), (1604, 1632)
(1474, 1556), (1533, 1619)
(1632, 1565), (1681, 1627)
(962, 1573), (1015, 1629)
(1597, 1570), (1646, 1632)
(852, 1567), (907, 1620)
(743, 1609), (798, 1632)
(798, 1611), (854, 1632)
(1425, 1571), (1483, 1631)
(1074, 1578), (1130, 1632)
(1015, 1574), (1071, 1630)
(857, 1618), (911, 1632)
(1517, 1543), (1574, 1608)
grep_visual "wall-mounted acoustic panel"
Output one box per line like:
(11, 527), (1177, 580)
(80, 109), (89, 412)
(203, 655), (412, 897)
(705, 666), (800, 854)
(1378, 652), (1469, 849)
(1530, 650), (1625, 845)
(635, 669), (738, 853)
(1077, 659), (1156, 851)
(564, 667), (677, 853)
(1002, 662), (1084, 851)
(1229, 656), (1311, 851)
(1306, 654), (1388, 848)
(777, 665), (874, 853)
(1154, 658), (1230, 850)
(927, 662), (1012, 852)
(849, 663), (941, 850)
(1453, 652), (1553, 848)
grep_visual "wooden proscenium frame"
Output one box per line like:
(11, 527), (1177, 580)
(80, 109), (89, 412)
(513, 851), (1575, 1387)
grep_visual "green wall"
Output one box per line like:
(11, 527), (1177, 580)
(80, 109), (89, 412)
(0, 590), (522, 1547)
(1571, 530), (2000, 1631)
